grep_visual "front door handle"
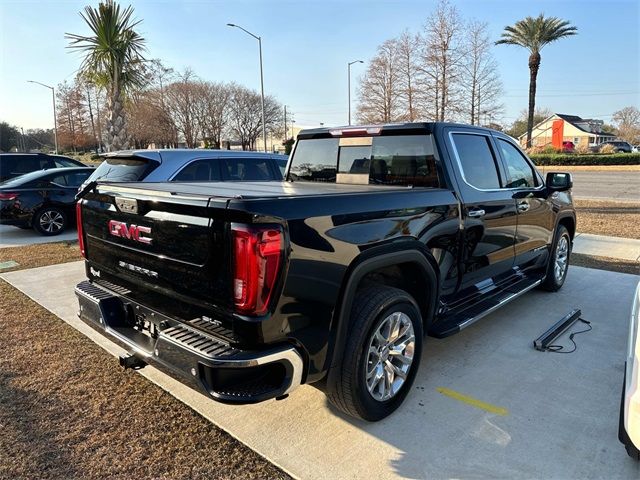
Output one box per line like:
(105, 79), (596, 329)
(517, 201), (530, 212)
(467, 208), (485, 218)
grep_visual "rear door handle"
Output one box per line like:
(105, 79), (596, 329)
(467, 209), (485, 218)
(517, 201), (530, 212)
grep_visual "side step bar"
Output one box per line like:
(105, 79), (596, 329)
(430, 277), (543, 338)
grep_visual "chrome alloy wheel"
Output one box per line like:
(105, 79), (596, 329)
(39, 210), (64, 233)
(365, 311), (416, 402)
(554, 235), (569, 281)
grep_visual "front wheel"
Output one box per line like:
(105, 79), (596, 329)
(542, 225), (571, 291)
(326, 286), (423, 421)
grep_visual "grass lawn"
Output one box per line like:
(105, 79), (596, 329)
(0, 245), (289, 479)
(575, 199), (640, 239)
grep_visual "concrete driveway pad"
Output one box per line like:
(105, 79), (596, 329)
(0, 224), (78, 248)
(2, 262), (639, 479)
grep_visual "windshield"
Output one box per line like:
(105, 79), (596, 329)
(288, 135), (440, 187)
(86, 157), (157, 184)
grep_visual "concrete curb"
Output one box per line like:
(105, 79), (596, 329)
(573, 233), (640, 262)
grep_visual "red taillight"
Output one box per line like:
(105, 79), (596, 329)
(76, 201), (86, 258)
(0, 192), (18, 201)
(232, 225), (283, 316)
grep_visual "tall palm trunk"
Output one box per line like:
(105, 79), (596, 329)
(106, 83), (129, 151)
(526, 51), (541, 148)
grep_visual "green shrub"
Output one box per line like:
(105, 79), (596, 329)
(529, 153), (640, 166)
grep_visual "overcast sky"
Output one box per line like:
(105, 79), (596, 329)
(1, 0), (638, 130)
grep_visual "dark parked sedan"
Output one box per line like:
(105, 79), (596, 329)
(0, 153), (86, 182)
(0, 167), (93, 235)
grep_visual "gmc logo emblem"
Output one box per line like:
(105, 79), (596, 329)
(108, 220), (152, 245)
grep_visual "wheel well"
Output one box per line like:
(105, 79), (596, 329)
(558, 216), (576, 240)
(358, 262), (433, 326)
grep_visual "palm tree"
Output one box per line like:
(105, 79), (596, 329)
(496, 14), (577, 148)
(66, 0), (146, 151)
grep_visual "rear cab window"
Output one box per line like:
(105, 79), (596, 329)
(288, 135), (440, 187)
(450, 133), (502, 190)
(87, 157), (157, 184)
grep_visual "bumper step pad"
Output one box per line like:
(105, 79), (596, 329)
(75, 280), (302, 404)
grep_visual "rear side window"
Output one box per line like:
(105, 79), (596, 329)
(65, 171), (92, 187)
(289, 135), (439, 187)
(0, 157), (17, 178)
(173, 159), (221, 182)
(496, 139), (537, 188)
(87, 157), (155, 183)
(50, 174), (67, 185)
(451, 134), (501, 190)
(54, 157), (80, 168)
(221, 158), (275, 181)
(5, 155), (49, 175)
(275, 158), (287, 177)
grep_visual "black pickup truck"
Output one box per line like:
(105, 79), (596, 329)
(75, 122), (576, 421)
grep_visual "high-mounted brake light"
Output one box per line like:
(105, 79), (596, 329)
(76, 201), (86, 258)
(329, 127), (382, 137)
(0, 192), (18, 201)
(232, 225), (283, 316)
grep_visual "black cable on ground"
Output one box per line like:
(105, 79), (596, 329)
(545, 319), (592, 354)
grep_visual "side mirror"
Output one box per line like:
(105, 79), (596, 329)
(546, 172), (573, 192)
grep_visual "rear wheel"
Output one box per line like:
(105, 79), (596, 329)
(33, 206), (67, 236)
(326, 286), (423, 421)
(541, 225), (571, 291)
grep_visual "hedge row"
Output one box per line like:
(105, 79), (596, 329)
(529, 153), (640, 166)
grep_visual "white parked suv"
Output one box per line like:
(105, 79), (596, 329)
(620, 281), (640, 460)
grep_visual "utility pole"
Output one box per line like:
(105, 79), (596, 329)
(284, 105), (287, 141)
(21, 127), (26, 152)
(347, 60), (363, 125)
(228, 23), (267, 152)
(27, 80), (58, 154)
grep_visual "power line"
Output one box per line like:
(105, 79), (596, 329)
(503, 91), (639, 98)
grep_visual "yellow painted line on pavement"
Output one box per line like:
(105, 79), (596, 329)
(436, 387), (509, 416)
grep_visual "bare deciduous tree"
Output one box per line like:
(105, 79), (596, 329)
(56, 80), (97, 152)
(461, 21), (503, 125)
(395, 31), (423, 122)
(356, 39), (404, 123)
(227, 84), (283, 150)
(164, 69), (200, 148)
(422, 0), (465, 121)
(197, 82), (231, 149)
(612, 106), (640, 144)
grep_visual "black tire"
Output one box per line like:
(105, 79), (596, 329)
(541, 225), (571, 292)
(33, 206), (67, 236)
(619, 368), (640, 460)
(326, 286), (423, 421)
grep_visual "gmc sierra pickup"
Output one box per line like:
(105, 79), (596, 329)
(75, 122), (576, 421)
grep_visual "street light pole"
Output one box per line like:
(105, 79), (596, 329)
(227, 23), (267, 152)
(27, 80), (58, 154)
(348, 60), (363, 125)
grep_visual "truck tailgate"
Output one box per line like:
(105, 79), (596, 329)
(80, 185), (237, 310)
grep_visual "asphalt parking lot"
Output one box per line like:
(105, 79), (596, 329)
(0, 224), (77, 248)
(2, 261), (639, 479)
